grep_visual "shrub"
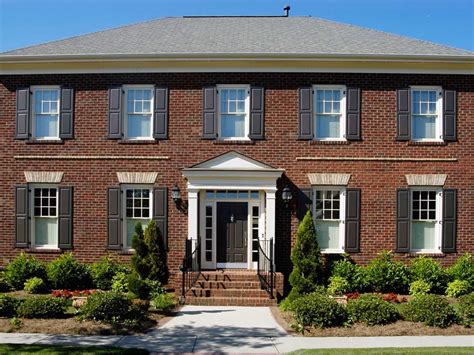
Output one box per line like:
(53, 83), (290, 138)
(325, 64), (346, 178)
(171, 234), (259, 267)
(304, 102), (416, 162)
(0, 274), (11, 293)
(330, 258), (367, 292)
(291, 292), (347, 329)
(17, 296), (67, 318)
(4, 253), (47, 290)
(327, 276), (350, 296)
(24, 277), (47, 294)
(447, 253), (474, 285)
(152, 293), (176, 313)
(0, 294), (19, 318)
(288, 210), (324, 298)
(446, 280), (471, 298)
(457, 293), (474, 326)
(347, 294), (399, 326)
(47, 253), (92, 290)
(90, 255), (128, 290)
(279, 286), (326, 312)
(111, 272), (129, 293)
(409, 256), (448, 294)
(365, 251), (409, 294)
(409, 280), (431, 296)
(127, 273), (151, 300)
(401, 294), (458, 328)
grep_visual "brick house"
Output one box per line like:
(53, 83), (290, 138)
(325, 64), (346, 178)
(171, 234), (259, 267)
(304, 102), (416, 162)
(0, 15), (473, 303)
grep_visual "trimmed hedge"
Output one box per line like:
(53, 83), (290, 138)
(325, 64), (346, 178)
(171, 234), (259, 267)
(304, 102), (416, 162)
(291, 292), (347, 328)
(17, 296), (67, 319)
(0, 294), (19, 318)
(457, 293), (474, 326)
(401, 294), (458, 328)
(347, 294), (399, 326)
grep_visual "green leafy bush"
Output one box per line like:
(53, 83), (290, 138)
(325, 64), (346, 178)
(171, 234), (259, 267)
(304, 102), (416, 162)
(401, 294), (458, 328)
(127, 273), (151, 300)
(446, 280), (471, 298)
(279, 286), (326, 312)
(330, 258), (367, 292)
(24, 277), (47, 294)
(0, 273), (11, 292)
(409, 256), (448, 294)
(0, 294), (19, 318)
(457, 293), (474, 326)
(347, 294), (399, 326)
(111, 272), (129, 293)
(152, 293), (176, 313)
(90, 255), (128, 290)
(365, 251), (409, 294)
(447, 253), (474, 285)
(327, 276), (350, 296)
(4, 253), (47, 290)
(291, 292), (347, 329)
(409, 280), (431, 296)
(47, 253), (92, 290)
(17, 296), (67, 318)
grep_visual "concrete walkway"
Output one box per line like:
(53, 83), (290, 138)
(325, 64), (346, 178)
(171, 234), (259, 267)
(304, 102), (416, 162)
(0, 306), (472, 353)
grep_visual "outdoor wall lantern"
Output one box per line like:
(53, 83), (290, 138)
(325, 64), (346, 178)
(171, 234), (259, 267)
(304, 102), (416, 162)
(171, 184), (181, 203)
(282, 186), (293, 208)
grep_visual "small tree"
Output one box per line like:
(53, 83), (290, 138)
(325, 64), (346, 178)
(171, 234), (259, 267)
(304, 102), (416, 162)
(288, 210), (323, 298)
(144, 220), (169, 284)
(130, 222), (150, 279)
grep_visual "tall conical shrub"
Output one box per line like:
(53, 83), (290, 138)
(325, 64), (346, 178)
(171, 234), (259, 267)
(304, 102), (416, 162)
(144, 220), (169, 284)
(130, 222), (150, 279)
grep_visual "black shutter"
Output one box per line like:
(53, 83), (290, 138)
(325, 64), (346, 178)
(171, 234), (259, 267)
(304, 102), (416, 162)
(58, 187), (73, 249)
(59, 87), (74, 139)
(345, 189), (360, 252)
(249, 87), (264, 140)
(443, 90), (457, 141)
(107, 187), (122, 249)
(442, 189), (456, 253)
(297, 187), (313, 221)
(346, 88), (361, 140)
(396, 89), (411, 141)
(396, 189), (410, 252)
(202, 86), (217, 139)
(153, 86), (168, 139)
(16, 88), (30, 139)
(153, 187), (168, 250)
(298, 87), (313, 140)
(15, 185), (29, 248)
(108, 87), (122, 139)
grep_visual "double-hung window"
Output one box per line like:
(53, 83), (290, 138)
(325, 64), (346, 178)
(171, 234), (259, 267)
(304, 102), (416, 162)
(411, 87), (442, 141)
(125, 86), (153, 140)
(314, 86), (346, 140)
(124, 187), (153, 248)
(314, 188), (346, 253)
(411, 189), (442, 252)
(218, 85), (250, 140)
(31, 186), (58, 248)
(32, 87), (60, 140)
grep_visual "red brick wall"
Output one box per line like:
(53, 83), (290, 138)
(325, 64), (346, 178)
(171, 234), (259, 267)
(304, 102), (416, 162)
(0, 73), (472, 287)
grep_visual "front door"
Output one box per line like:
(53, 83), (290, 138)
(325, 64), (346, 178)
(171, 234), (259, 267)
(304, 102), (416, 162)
(216, 202), (248, 265)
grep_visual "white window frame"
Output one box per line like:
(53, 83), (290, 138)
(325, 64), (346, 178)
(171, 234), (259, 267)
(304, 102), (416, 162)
(31, 86), (61, 140)
(30, 184), (59, 249)
(313, 85), (347, 141)
(217, 84), (250, 141)
(123, 85), (154, 140)
(410, 86), (443, 142)
(410, 187), (443, 254)
(312, 186), (346, 254)
(122, 185), (153, 250)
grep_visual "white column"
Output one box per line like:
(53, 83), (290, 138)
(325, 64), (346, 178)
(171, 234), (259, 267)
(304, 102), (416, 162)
(265, 190), (276, 266)
(187, 188), (199, 250)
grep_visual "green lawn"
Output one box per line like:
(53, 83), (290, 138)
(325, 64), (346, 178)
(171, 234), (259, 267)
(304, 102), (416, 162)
(0, 344), (148, 355)
(292, 348), (474, 355)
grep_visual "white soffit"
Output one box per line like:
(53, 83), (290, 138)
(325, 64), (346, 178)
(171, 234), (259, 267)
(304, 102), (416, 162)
(24, 171), (63, 183)
(308, 173), (351, 185)
(117, 172), (158, 184)
(405, 174), (447, 186)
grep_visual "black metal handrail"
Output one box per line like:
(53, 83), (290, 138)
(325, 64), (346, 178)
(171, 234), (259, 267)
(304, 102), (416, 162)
(180, 239), (201, 299)
(257, 238), (274, 299)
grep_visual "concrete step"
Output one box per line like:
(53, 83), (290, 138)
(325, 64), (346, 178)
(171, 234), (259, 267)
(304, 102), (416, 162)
(190, 288), (269, 298)
(194, 280), (263, 289)
(185, 296), (277, 307)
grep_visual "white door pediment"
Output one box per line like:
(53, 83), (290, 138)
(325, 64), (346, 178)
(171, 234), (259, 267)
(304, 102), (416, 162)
(190, 151), (276, 170)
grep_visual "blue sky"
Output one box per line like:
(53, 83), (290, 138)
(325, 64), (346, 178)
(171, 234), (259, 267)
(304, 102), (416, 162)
(0, 0), (473, 52)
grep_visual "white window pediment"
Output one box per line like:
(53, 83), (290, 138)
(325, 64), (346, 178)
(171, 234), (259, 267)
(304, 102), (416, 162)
(191, 151), (276, 171)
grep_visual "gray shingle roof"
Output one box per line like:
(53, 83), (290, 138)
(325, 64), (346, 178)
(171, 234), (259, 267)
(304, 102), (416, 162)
(2, 16), (473, 58)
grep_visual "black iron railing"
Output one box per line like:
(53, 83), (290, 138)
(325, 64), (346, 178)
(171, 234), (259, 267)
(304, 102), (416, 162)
(257, 238), (274, 299)
(180, 239), (201, 299)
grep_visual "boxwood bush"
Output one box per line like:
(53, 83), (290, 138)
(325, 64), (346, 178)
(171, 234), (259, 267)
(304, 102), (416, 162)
(4, 253), (47, 290)
(17, 296), (67, 318)
(446, 280), (471, 298)
(365, 251), (409, 294)
(0, 294), (20, 318)
(409, 256), (449, 294)
(347, 294), (399, 326)
(457, 293), (474, 326)
(47, 253), (92, 290)
(401, 294), (458, 328)
(90, 255), (128, 290)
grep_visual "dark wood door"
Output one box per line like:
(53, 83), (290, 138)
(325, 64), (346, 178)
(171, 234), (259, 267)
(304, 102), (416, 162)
(217, 202), (248, 263)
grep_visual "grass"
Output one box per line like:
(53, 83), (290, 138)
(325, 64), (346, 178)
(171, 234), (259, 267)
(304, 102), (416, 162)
(0, 344), (148, 354)
(291, 348), (474, 355)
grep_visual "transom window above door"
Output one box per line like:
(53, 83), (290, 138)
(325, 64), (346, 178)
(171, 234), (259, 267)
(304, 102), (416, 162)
(32, 87), (60, 140)
(411, 87), (442, 141)
(218, 86), (250, 140)
(125, 87), (153, 139)
(314, 86), (346, 140)
(205, 190), (259, 199)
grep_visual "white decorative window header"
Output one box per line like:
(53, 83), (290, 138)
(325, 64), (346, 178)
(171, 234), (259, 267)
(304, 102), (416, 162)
(116, 172), (158, 184)
(24, 171), (63, 183)
(308, 173), (351, 186)
(405, 174), (447, 186)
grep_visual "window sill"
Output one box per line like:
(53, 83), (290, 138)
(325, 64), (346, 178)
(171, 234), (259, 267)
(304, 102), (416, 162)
(213, 140), (255, 145)
(310, 140), (350, 145)
(399, 252), (445, 258)
(407, 141), (447, 146)
(23, 248), (63, 254)
(118, 140), (158, 145)
(321, 250), (345, 254)
(117, 249), (135, 255)
(26, 140), (64, 145)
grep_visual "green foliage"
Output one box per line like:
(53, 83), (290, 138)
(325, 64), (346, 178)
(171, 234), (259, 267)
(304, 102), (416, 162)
(347, 294), (399, 326)
(457, 293), (474, 326)
(127, 273), (151, 300)
(446, 280), (471, 298)
(401, 294), (458, 328)
(280, 286), (326, 312)
(46, 253), (92, 290)
(111, 272), (129, 293)
(4, 253), (47, 290)
(131, 222), (150, 279)
(327, 276), (350, 296)
(0, 294), (19, 318)
(24, 277), (47, 294)
(330, 257), (367, 292)
(409, 280), (431, 296)
(291, 292), (347, 329)
(288, 210), (324, 296)
(0, 273), (11, 293)
(9, 317), (22, 329)
(447, 253), (474, 285)
(152, 293), (176, 313)
(90, 255), (128, 290)
(365, 251), (409, 294)
(409, 256), (449, 294)
(17, 296), (67, 318)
